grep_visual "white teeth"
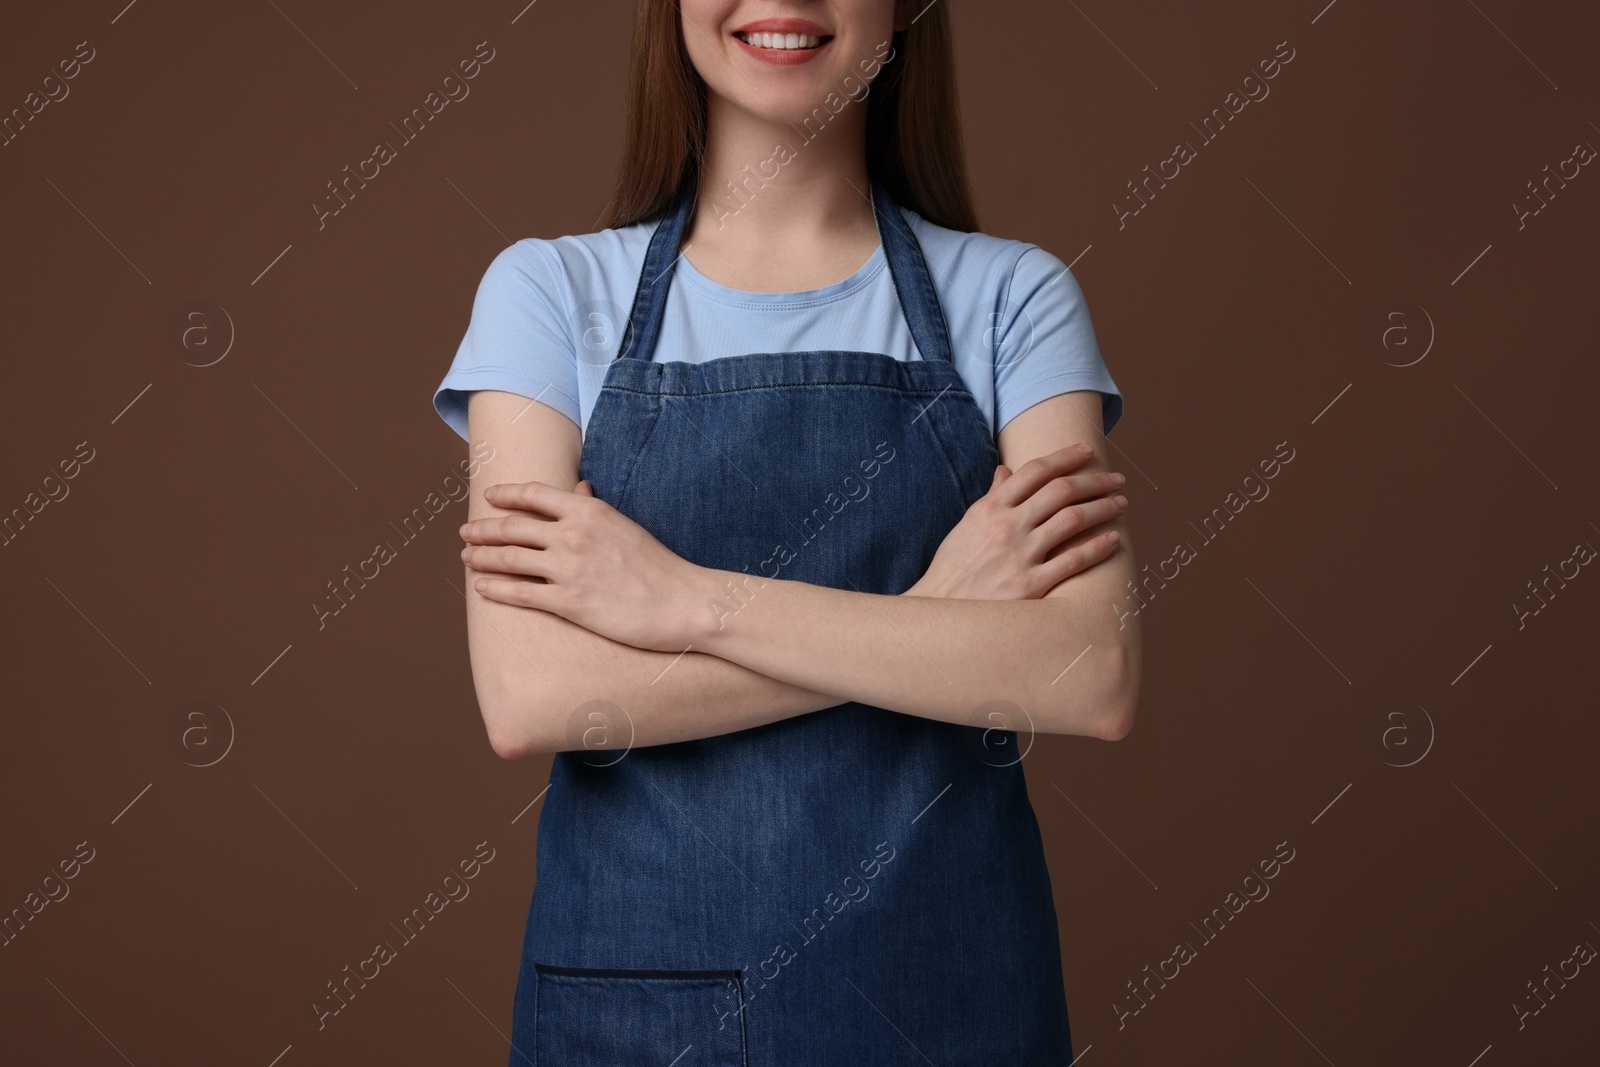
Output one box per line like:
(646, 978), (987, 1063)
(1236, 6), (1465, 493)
(739, 31), (824, 50)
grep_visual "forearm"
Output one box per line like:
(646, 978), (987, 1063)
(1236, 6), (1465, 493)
(467, 571), (845, 757)
(691, 569), (1133, 740)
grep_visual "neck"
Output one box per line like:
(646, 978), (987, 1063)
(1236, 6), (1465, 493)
(690, 97), (875, 249)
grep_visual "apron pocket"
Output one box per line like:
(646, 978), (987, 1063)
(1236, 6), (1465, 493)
(533, 964), (747, 1066)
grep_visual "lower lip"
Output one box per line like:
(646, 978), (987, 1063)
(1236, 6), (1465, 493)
(733, 34), (833, 66)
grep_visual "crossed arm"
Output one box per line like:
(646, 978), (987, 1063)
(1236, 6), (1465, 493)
(458, 388), (1140, 758)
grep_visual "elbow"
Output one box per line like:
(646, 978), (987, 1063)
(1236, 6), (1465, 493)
(481, 694), (531, 760)
(485, 715), (532, 760)
(1035, 597), (1141, 741)
(475, 655), (609, 759)
(485, 706), (568, 760)
(1095, 701), (1136, 742)
(465, 618), (572, 759)
(478, 678), (557, 761)
(1088, 641), (1141, 742)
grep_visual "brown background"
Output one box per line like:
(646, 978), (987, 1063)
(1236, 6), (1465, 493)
(3, 0), (1597, 1063)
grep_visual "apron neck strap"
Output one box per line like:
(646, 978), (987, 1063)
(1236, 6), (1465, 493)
(615, 174), (955, 365)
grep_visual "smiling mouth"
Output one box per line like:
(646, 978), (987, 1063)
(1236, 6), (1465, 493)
(734, 31), (834, 51)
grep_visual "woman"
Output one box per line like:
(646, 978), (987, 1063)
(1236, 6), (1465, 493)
(434, 1), (1140, 1062)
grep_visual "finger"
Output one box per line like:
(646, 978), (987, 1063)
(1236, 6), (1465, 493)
(471, 573), (561, 611)
(483, 480), (581, 518)
(1018, 472), (1126, 529)
(992, 445), (1095, 509)
(1034, 529), (1122, 593)
(461, 513), (557, 548)
(462, 541), (552, 579)
(1029, 495), (1127, 555)
(573, 479), (595, 497)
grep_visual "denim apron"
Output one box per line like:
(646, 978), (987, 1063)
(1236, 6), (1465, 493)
(508, 175), (1074, 1065)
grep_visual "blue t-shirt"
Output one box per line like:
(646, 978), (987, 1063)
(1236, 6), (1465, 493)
(433, 205), (1123, 442)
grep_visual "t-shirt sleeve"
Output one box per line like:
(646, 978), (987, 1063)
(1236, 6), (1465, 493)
(432, 240), (581, 441)
(992, 245), (1124, 437)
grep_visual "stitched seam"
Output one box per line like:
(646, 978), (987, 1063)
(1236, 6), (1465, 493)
(620, 214), (675, 361)
(738, 969), (750, 1067)
(599, 379), (978, 401)
(531, 966), (540, 1067)
(996, 245), (1035, 370)
(916, 406), (973, 501)
(611, 395), (667, 513)
(533, 963), (741, 979)
(998, 371), (1120, 433)
(528, 240), (576, 360)
(677, 251), (888, 309)
(441, 364), (580, 399)
(894, 206), (954, 363)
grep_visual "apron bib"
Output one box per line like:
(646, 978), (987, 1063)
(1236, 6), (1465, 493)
(509, 176), (1074, 1066)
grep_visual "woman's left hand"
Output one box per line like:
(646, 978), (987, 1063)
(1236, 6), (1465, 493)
(460, 480), (713, 652)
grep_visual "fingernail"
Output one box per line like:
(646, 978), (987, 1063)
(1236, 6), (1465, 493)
(1109, 473), (1125, 487)
(1114, 495), (1128, 507)
(459, 523), (470, 536)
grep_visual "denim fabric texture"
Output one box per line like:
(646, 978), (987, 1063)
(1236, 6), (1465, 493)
(509, 175), (1074, 1065)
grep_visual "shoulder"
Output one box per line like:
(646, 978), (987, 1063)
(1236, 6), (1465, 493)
(900, 207), (1120, 436)
(467, 220), (655, 348)
(899, 208), (1081, 311)
(541, 219), (657, 282)
(898, 207), (1095, 351)
(476, 220), (654, 301)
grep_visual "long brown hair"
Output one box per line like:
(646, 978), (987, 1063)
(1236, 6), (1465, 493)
(597, 0), (978, 233)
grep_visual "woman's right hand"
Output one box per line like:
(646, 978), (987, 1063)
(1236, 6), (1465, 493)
(907, 444), (1127, 600)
